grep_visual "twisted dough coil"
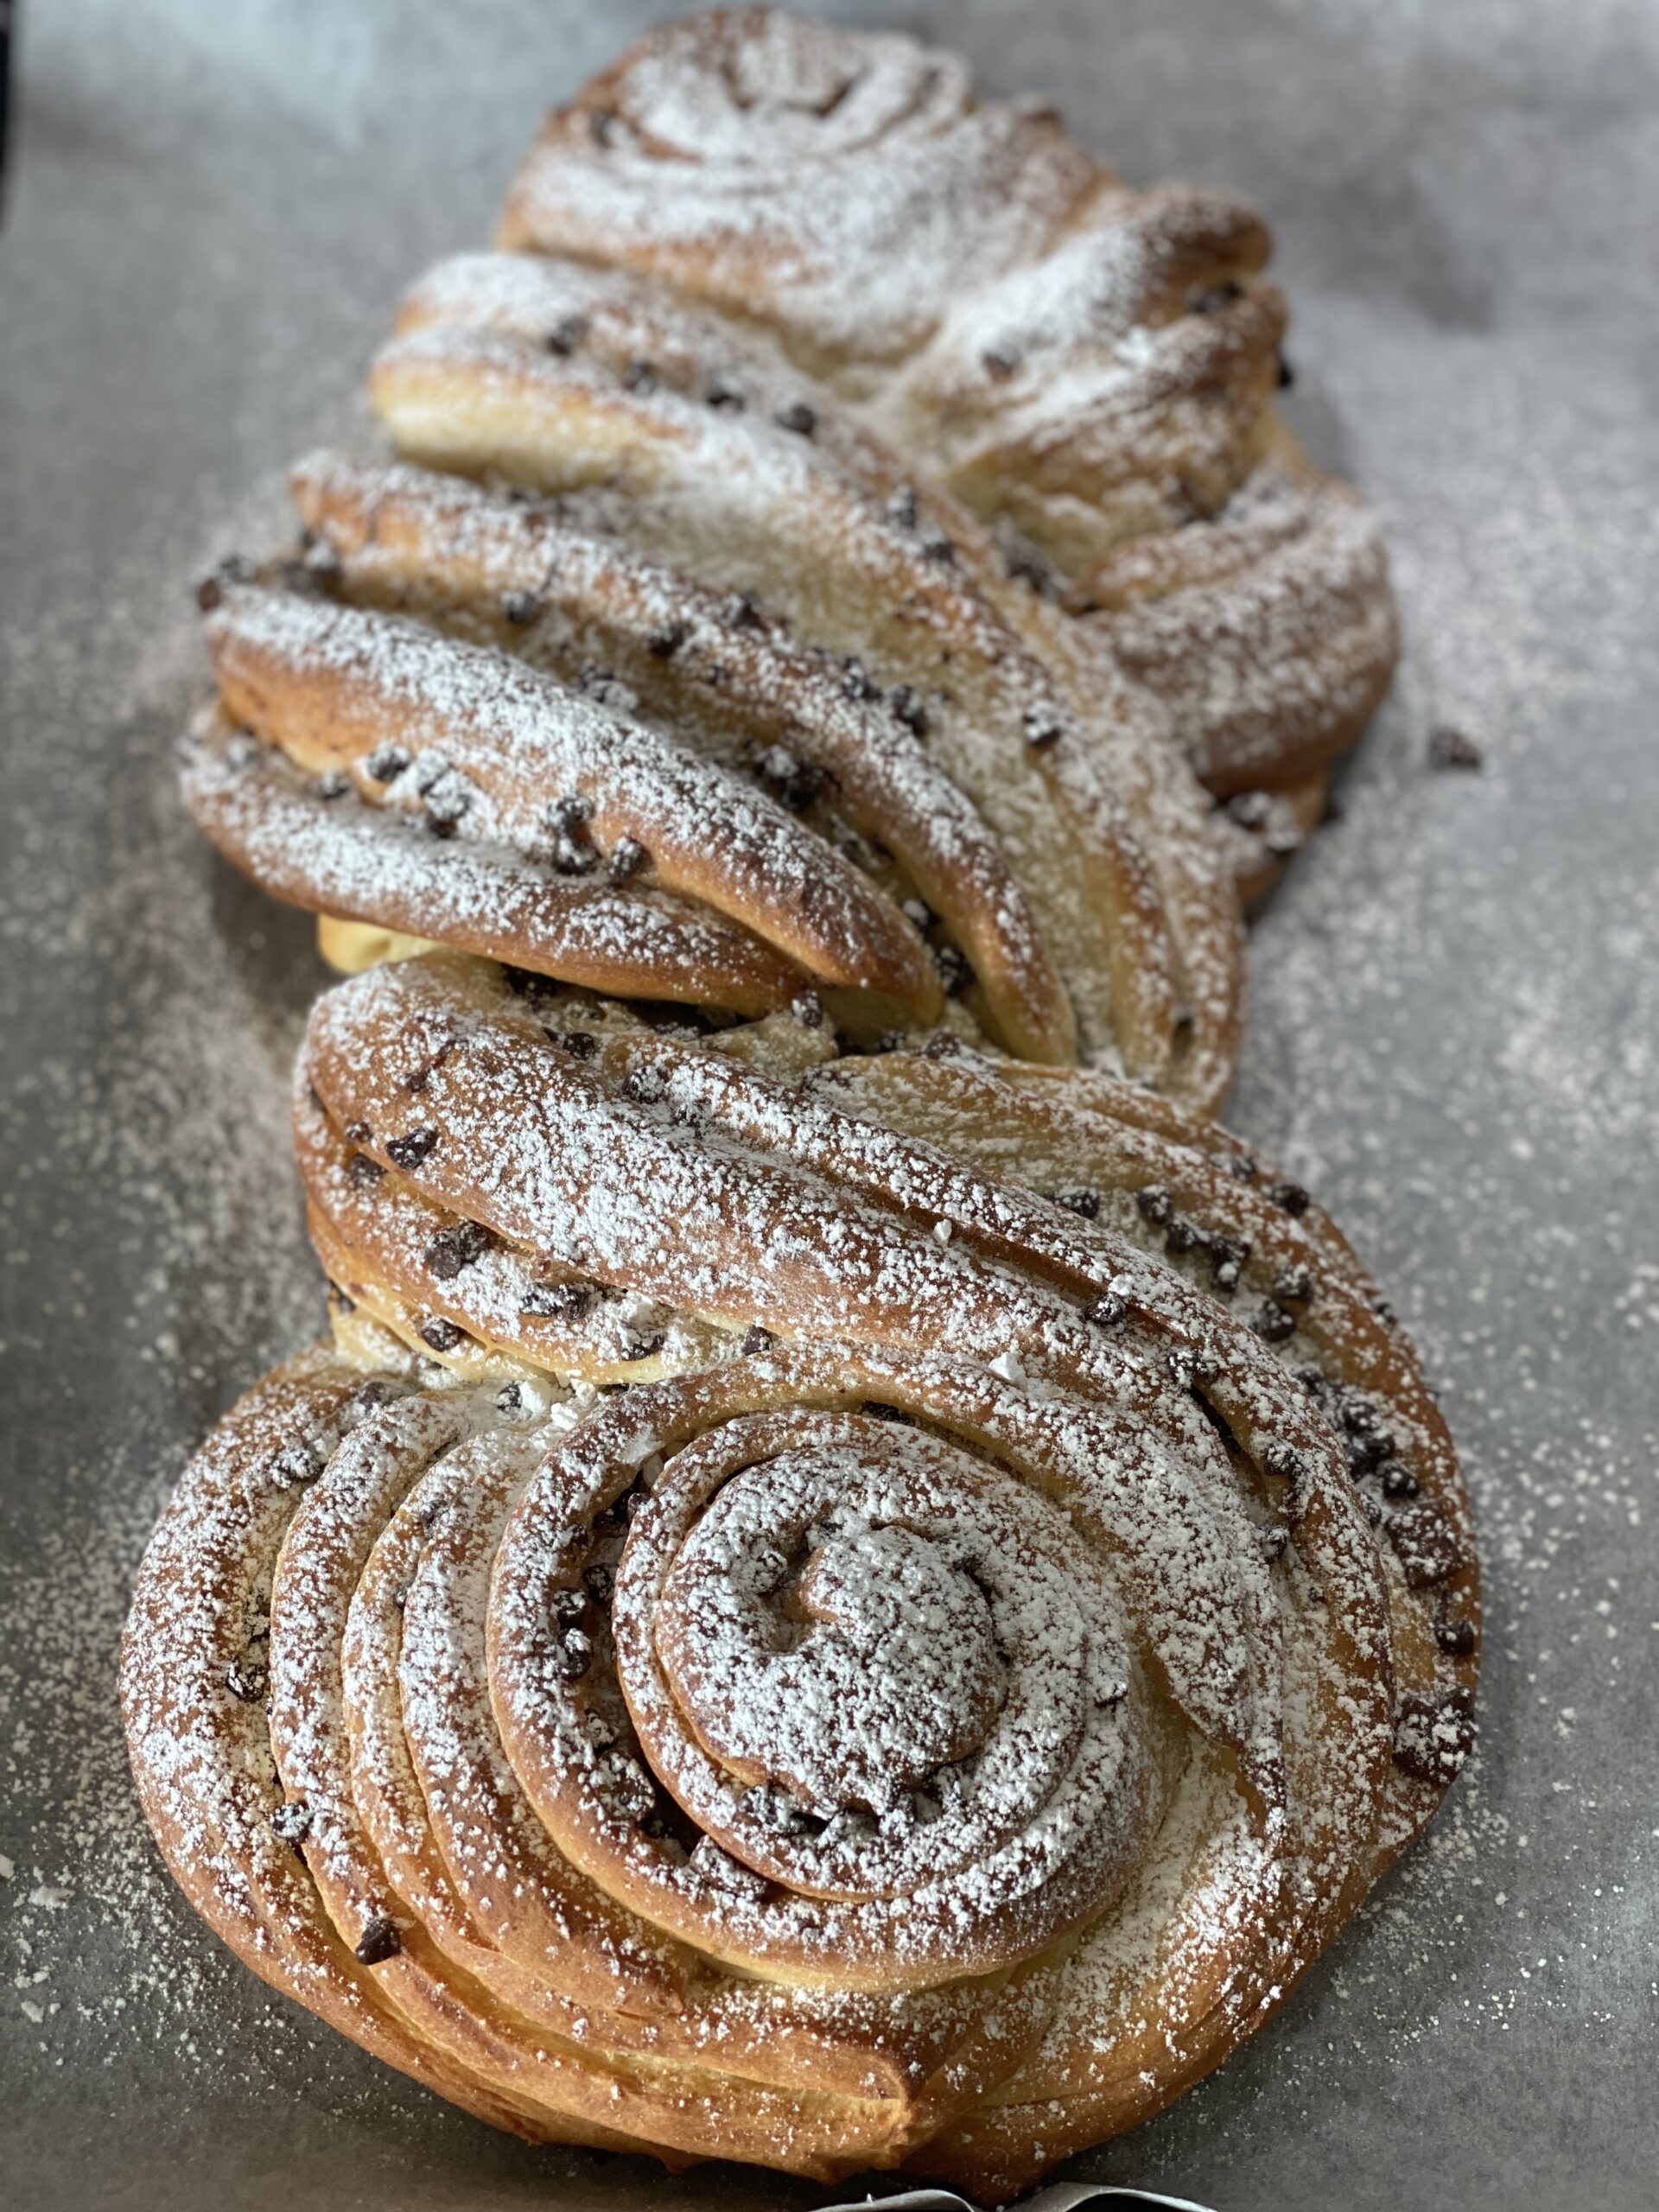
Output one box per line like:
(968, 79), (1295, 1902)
(497, 5), (1399, 797)
(125, 948), (1476, 2196)
(189, 336), (1244, 1090)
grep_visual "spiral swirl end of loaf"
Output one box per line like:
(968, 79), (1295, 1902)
(497, 6), (1400, 800)
(124, 947), (1478, 2197)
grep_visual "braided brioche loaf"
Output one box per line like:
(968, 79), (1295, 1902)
(499, 6), (1399, 812)
(124, 950), (1478, 2197)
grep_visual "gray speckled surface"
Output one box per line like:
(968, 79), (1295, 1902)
(3, 3), (1656, 2207)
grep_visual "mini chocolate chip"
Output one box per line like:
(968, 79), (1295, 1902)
(1262, 1442), (1304, 1484)
(549, 792), (594, 834)
(1346, 1427), (1395, 1476)
(226, 1657), (268, 1703)
(501, 589), (543, 626)
(1276, 352), (1295, 389)
(270, 1800), (312, 1847)
(1208, 1234), (1251, 1293)
(1082, 1292), (1128, 1328)
(344, 1119), (373, 1146)
(1435, 1614), (1478, 1657)
(1022, 711), (1063, 749)
(582, 1561), (614, 1606)
(1272, 1263), (1315, 1305)
(1165, 1213), (1209, 1256)
(554, 1628), (594, 1680)
(1429, 725), (1484, 772)
(920, 531), (956, 564)
(417, 1316), (466, 1354)
(841, 656), (880, 702)
(519, 1279), (595, 1321)
(270, 1438), (325, 1489)
(1006, 550), (1053, 594)
(558, 1029), (598, 1059)
(1190, 279), (1244, 315)
(1268, 1180), (1311, 1217)
(724, 590), (766, 632)
(648, 620), (690, 658)
(550, 1586), (587, 1628)
(544, 313), (588, 356)
(791, 990), (824, 1028)
(1385, 1500), (1462, 1587)
(705, 378), (746, 410)
(621, 359), (657, 393)
(196, 575), (224, 612)
(354, 1916), (402, 1965)
(316, 769), (350, 801)
(621, 1065), (667, 1105)
(887, 486), (921, 530)
(1168, 1349), (1220, 1388)
(861, 1400), (916, 1425)
(607, 836), (649, 885)
(920, 1031), (962, 1058)
(936, 944), (974, 996)
(775, 400), (817, 435)
(423, 1219), (491, 1281)
(982, 346), (1020, 378)
(385, 1128), (438, 1171)
(888, 684), (929, 737)
(1380, 1462), (1421, 1500)
(549, 835), (600, 876)
(346, 1151), (385, 1187)
(1220, 1151), (1259, 1181)
(1392, 1692), (1476, 1785)
(496, 1382), (523, 1413)
(623, 1331), (665, 1362)
(1255, 1299), (1297, 1344)
(742, 1324), (773, 1354)
(1049, 1188), (1101, 1220)
(1135, 1186), (1174, 1228)
(365, 743), (409, 782)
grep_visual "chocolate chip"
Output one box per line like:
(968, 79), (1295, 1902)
(1005, 550), (1053, 595)
(936, 944), (974, 996)
(841, 657), (880, 702)
(557, 1029), (597, 1059)
(501, 589), (543, 626)
(385, 1128), (438, 1171)
(344, 1121), (373, 1147)
(1168, 1349), (1220, 1388)
(621, 1065), (667, 1105)
(1435, 1613), (1478, 1658)
(705, 378), (746, 410)
(553, 1630), (593, 1683)
(423, 1219), (491, 1281)
(365, 743), (409, 782)
(1276, 352), (1295, 389)
(519, 1279), (595, 1321)
(582, 1561), (614, 1606)
(1208, 1234), (1251, 1293)
(1392, 1692), (1476, 1786)
(888, 684), (929, 737)
(1262, 1442), (1304, 1484)
(1346, 1427), (1395, 1477)
(1272, 1263), (1315, 1305)
(1022, 711), (1063, 749)
(1190, 279), (1244, 315)
(1268, 1180), (1311, 1217)
(1082, 1292), (1127, 1328)
(791, 989), (824, 1028)
(270, 1438), (325, 1489)
(196, 575), (224, 612)
(316, 769), (350, 801)
(550, 1586), (587, 1629)
(1429, 725), (1484, 772)
(544, 314), (588, 356)
(775, 400), (817, 435)
(861, 1400), (916, 1425)
(724, 590), (766, 632)
(1386, 1501), (1462, 1587)
(548, 835), (600, 876)
(1165, 1213), (1209, 1256)
(920, 1030), (962, 1058)
(416, 1316), (466, 1354)
(755, 746), (832, 812)
(353, 1916), (402, 1965)
(549, 792), (594, 834)
(607, 836), (648, 885)
(346, 1151), (385, 1187)
(920, 531), (957, 564)
(621, 359), (657, 393)
(1048, 1187), (1100, 1220)
(623, 1332), (665, 1363)
(741, 1324), (773, 1354)
(1380, 1462), (1421, 1500)
(270, 1800), (312, 1847)
(496, 1382), (523, 1413)
(1135, 1186), (1174, 1228)
(1220, 1151), (1259, 1182)
(648, 620), (690, 658)
(225, 1657), (268, 1704)
(1255, 1299), (1297, 1344)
